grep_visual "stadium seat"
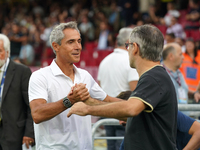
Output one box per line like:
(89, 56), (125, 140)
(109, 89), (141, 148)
(154, 25), (167, 36)
(84, 42), (97, 52)
(190, 30), (200, 41)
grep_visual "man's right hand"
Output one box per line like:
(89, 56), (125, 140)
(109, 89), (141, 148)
(67, 83), (90, 104)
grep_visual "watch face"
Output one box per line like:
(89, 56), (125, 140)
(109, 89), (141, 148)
(63, 97), (72, 108)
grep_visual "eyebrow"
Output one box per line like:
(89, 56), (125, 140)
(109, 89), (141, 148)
(67, 38), (82, 42)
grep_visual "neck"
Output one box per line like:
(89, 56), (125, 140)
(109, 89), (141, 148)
(163, 61), (177, 72)
(136, 58), (160, 77)
(188, 52), (194, 59)
(55, 58), (75, 81)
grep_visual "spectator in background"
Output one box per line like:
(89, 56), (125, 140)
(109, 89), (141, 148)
(180, 38), (200, 98)
(175, 37), (186, 53)
(19, 33), (35, 66)
(97, 21), (112, 50)
(40, 13), (58, 61)
(97, 27), (139, 150)
(166, 16), (185, 39)
(100, 0), (112, 19)
(185, 0), (200, 29)
(186, 0), (200, 22)
(118, 0), (139, 26)
(159, 0), (176, 17)
(165, 33), (176, 44)
(108, 1), (120, 33)
(138, 0), (155, 23)
(7, 22), (27, 58)
(148, 4), (163, 24)
(0, 34), (34, 149)
(78, 15), (95, 47)
(162, 43), (188, 104)
(28, 23), (44, 64)
(93, 11), (108, 39)
(160, 2), (180, 26)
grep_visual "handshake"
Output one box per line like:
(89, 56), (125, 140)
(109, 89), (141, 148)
(67, 83), (90, 105)
(66, 83), (92, 118)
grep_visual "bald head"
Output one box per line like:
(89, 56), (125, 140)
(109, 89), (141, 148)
(163, 43), (181, 60)
(163, 43), (183, 71)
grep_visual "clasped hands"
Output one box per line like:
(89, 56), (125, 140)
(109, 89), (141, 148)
(67, 83), (90, 117)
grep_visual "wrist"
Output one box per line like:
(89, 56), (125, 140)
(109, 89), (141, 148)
(63, 96), (73, 108)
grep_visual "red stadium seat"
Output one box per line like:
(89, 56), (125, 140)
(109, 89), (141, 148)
(190, 30), (200, 41)
(154, 25), (167, 36)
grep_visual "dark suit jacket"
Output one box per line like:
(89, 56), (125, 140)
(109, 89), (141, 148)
(1, 60), (34, 149)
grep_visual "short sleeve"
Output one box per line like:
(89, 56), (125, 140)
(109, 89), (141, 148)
(177, 110), (195, 133)
(28, 70), (48, 102)
(130, 75), (165, 112)
(85, 71), (107, 101)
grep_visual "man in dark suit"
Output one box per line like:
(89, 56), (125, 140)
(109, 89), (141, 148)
(0, 34), (34, 150)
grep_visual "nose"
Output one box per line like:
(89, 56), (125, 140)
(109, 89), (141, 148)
(75, 41), (82, 50)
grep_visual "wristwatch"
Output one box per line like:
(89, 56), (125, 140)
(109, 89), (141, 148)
(63, 96), (73, 108)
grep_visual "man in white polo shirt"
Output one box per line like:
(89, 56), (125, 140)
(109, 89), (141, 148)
(97, 27), (139, 150)
(28, 21), (121, 150)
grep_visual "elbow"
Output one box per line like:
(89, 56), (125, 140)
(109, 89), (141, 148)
(31, 113), (42, 124)
(33, 118), (42, 124)
(127, 109), (140, 117)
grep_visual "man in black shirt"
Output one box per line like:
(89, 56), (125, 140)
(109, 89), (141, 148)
(67, 24), (178, 150)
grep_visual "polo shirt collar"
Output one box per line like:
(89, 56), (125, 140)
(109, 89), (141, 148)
(50, 59), (63, 76)
(50, 59), (81, 80)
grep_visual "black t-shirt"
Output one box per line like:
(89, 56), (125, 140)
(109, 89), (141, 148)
(124, 66), (177, 150)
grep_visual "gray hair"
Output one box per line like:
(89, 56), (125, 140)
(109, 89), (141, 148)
(49, 21), (80, 54)
(0, 34), (10, 57)
(117, 27), (133, 47)
(129, 24), (164, 62)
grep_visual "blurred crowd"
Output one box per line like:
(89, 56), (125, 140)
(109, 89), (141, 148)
(0, 0), (199, 66)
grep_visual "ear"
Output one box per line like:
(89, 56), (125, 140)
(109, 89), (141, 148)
(132, 43), (139, 56)
(168, 52), (174, 60)
(52, 42), (60, 52)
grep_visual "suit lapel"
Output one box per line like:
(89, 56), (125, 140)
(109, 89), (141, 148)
(2, 60), (15, 101)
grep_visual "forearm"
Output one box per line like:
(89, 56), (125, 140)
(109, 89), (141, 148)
(104, 95), (123, 102)
(30, 99), (67, 124)
(87, 101), (136, 119)
(84, 95), (123, 106)
(84, 97), (107, 105)
(183, 133), (200, 150)
(67, 98), (146, 119)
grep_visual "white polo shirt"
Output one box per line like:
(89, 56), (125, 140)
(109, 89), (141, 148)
(98, 48), (139, 97)
(28, 60), (107, 150)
